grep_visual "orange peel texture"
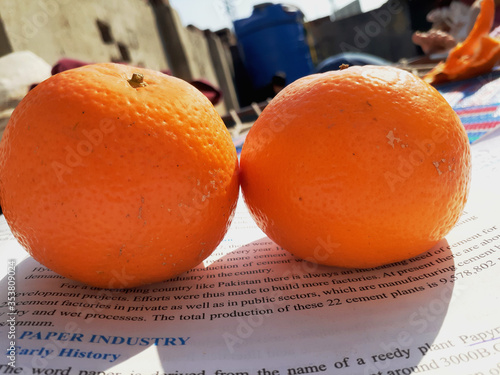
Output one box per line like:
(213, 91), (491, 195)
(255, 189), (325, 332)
(240, 65), (471, 269)
(0, 63), (239, 288)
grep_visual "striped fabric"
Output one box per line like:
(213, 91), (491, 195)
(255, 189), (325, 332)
(437, 70), (500, 144)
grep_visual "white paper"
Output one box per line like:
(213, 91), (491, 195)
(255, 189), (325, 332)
(1, 134), (500, 375)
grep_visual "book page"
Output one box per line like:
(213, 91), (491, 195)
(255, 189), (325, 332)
(1, 133), (500, 374)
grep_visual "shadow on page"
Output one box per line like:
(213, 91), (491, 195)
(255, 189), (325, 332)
(0, 233), (455, 374)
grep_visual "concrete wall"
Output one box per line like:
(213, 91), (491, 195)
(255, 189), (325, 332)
(308, 0), (419, 65)
(0, 0), (238, 115)
(0, 0), (169, 70)
(184, 25), (228, 114)
(185, 26), (219, 86)
(149, 1), (237, 114)
(205, 29), (240, 112)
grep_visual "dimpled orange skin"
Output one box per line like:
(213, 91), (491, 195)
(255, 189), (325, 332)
(240, 65), (471, 269)
(0, 63), (239, 288)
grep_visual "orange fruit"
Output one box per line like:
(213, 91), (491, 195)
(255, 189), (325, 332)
(240, 65), (471, 269)
(0, 63), (239, 288)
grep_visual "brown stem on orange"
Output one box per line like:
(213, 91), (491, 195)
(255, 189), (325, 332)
(128, 73), (147, 88)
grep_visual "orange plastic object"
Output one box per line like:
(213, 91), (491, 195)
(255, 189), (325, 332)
(424, 0), (500, 85)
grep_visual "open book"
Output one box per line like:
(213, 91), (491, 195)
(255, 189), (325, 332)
(1, 129), (500, 374)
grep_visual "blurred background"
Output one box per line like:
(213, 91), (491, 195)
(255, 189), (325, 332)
(0, 0), (458, 135)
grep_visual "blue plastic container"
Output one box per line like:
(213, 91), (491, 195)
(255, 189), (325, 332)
(233, 3), (314, 91)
